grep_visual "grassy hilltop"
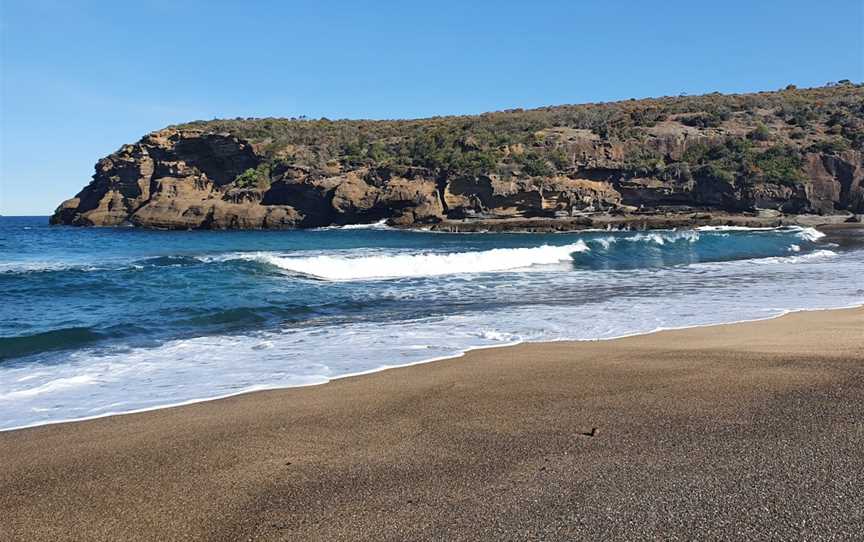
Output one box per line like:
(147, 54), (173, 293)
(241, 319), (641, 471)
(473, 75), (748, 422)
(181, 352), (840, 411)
(175, 81), (863, 190)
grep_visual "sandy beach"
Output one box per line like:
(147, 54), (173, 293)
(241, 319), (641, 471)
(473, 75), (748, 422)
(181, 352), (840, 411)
(1, 307), (862, 541)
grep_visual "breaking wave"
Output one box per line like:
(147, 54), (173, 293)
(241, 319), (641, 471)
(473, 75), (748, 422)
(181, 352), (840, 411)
(695, 224), (826, 241)
(208, 227), (831, 279)
(0, 327), (104, 361)
(313, 219), (392, 231)
(594, 230), (701, 247)
(794, 226), (826, 242)
(696, 225), (778, 232)
(247, 241), (591, 280)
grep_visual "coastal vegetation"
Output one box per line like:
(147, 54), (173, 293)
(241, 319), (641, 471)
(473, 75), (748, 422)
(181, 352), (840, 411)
(233, 163), (272, 189)
(171, 82), (863, 187)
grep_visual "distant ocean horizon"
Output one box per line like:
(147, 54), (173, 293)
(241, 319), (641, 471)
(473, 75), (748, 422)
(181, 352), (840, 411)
(1, 216), (862, 430)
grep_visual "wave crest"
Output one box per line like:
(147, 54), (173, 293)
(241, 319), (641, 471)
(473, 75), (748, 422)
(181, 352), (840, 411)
(248, 241), (590, 280)
(793, 226), (826, 242)
(695, 224), (826, 242)
(0, 327), (103, 361)
(627, 230), (700, 245)
(312, 219), (392, 231)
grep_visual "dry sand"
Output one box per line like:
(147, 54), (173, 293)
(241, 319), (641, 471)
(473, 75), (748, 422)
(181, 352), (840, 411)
(1, 307), (862, 541)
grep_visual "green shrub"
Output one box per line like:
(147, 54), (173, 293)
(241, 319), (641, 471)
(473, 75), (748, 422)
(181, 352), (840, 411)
(233, 164), (271, 189)
(546, 148), (571, 170)
(699, 163), (736, 184)
(625, 149), (665, 177)
(748, 123), (771, 141)
(808, 139), (849, 154)
(516, 151), (555, 176)
(752, 145), (805, 185)
(681, 109), (729, 128)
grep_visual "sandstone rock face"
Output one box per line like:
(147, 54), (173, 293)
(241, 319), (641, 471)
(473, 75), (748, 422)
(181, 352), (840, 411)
(51, 126), (864, 230)
(443, 175), (622, 219)
(804, 151), (864, 213)
(51, 129), (264, 228)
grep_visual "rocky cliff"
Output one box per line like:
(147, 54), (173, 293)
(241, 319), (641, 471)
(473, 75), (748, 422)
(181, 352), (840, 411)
(52, 83), (864, 230)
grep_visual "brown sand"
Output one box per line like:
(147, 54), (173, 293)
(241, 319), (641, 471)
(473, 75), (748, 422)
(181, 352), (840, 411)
(1, 307), (862, 541)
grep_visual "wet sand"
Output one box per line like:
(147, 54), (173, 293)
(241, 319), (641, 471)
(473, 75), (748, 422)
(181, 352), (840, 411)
(1, 307), (862, 541)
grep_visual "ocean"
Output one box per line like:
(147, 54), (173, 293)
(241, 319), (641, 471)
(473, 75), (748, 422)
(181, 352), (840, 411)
(1, 216), (862, 431)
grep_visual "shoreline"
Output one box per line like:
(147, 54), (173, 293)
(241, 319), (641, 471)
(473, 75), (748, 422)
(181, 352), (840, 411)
(2, 305), (862, 540)
(39, 209), (864, 232)
(19, 211), (862, 235)
(3, 222), (859, 434)
(4, 302), (861, 435)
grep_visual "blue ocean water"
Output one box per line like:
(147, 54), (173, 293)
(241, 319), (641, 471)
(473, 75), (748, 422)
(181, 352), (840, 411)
(1, 216), (862, 430)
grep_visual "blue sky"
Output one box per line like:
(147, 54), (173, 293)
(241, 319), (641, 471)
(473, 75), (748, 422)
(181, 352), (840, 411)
(1, 0), (862, 215)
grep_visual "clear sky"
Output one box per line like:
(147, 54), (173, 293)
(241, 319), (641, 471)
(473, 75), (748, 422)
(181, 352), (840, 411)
(1, 0), (862, 215)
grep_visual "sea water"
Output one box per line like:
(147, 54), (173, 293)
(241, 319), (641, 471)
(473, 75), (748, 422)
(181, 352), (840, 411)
(1, 216), (862, 430)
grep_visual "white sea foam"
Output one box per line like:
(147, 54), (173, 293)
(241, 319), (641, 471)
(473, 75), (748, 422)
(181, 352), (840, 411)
(247, 241), (590, 280)
(749, 249), (838, 264)
(313, 219), (392, 231)
(0, 261), (101, 273)
(625, 230), (700, 245)
(474, 330), (516, 342)
(339, 219), (392, 230)
(696, 225), (778, 232)
(695, 225), (826, 242)
(793, 226), (826, 242)
(0, 375), (97, 401)
(594, 237), (616, 249)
